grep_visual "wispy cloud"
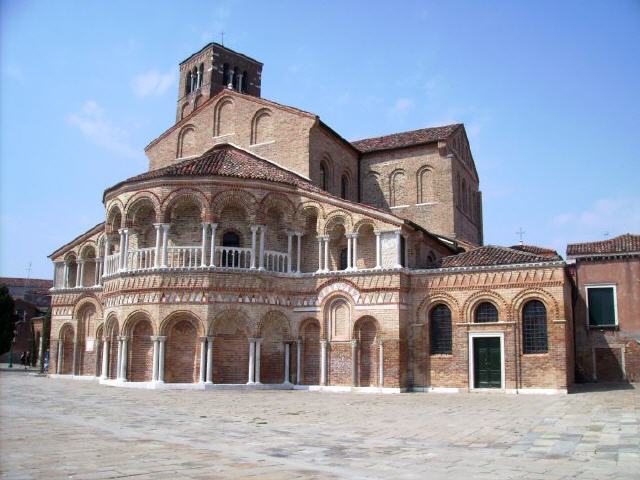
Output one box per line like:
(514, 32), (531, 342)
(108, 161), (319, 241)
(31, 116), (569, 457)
(132, 69), (175, 98)
(67, 101), (140, 159)
(387, 97), (415, 118)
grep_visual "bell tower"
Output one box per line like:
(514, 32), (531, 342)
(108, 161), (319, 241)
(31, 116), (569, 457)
(176, 42), (263, 122)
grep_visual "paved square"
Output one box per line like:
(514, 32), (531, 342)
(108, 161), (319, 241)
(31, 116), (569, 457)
(1, 372), (638, 479)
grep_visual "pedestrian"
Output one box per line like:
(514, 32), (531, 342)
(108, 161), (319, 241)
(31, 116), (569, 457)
(25, 351), (30, 370)
(20, 351), (26, 368)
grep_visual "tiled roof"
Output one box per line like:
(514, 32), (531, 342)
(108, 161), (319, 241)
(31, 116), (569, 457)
(510, 244), (561, 259)
(436, 245), (561, 269)
(0, 278), (53, 290)
(107, 144), (324, 195)
(566, 233), (640, 257)
(352, 123), (462, 154)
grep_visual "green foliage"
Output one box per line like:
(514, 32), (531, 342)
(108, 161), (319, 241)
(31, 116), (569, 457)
(0, 284), (16, 355)
(40, 308), (51, 372)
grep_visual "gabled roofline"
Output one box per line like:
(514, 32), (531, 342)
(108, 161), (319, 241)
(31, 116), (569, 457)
(179, 42), (263, 66)
(145, 88), (317, 152)
(352, 123), (462, 154)
(49, 222), (105, 260)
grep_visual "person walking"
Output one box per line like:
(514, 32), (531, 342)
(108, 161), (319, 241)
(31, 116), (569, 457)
(20, 351), (26, 369)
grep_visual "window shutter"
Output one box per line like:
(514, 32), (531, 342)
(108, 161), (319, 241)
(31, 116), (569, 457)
(588, 287), (615, 326)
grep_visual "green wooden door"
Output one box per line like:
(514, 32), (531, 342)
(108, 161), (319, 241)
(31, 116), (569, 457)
(473, 337), (501, 388)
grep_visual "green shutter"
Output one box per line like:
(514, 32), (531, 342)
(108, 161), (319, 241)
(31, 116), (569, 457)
(588, 287), (616, 326)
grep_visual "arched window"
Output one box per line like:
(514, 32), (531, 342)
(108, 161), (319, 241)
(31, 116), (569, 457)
(522, 300), (548, 354)
(430, 304), (452, 354)
(340, 174), (349, 199)
(475, 302), (498, 323)
(198, 63), (204, 89)
(222, 63), (229, 86)
(389, 169), (406, 207)
(242, 70), (248, 92)
(222, 231), (240, 247)
(320, 162), (328, 191)
(185, 71), (192, 95)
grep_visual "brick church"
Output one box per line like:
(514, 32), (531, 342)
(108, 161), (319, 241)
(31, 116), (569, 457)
(48, 43), (577, 393)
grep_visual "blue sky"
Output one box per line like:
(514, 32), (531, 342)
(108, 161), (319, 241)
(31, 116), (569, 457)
(1, 0), (639, 279)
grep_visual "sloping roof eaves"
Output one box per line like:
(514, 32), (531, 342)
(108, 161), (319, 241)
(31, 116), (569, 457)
(179, 42), (263, 66)
(351, 123), (462, 154)
(49, 222), (105, 259)
(436, 245), (561, 269)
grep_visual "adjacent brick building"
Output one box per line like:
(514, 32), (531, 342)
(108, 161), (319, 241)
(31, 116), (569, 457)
(567, 234), (640, 382)
(47, 43), (574, 393)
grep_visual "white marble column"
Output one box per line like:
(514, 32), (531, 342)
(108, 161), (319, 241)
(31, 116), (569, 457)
(71, 333), (78, 375)
(323, 236), (329, 272)
(317, 236), (323, 272)
(404, 235), (409, 268)
(320, 340), (328, 386)
(284, 342), (291, 383)
(209, 223), (218, 267)
(118, 229), (126, 270)
(115, 337), (122, 379)
(351, 340), (358, 387)
(103, 237), (110, 275)
(76, 260), (84, 288)
(121, 229), (130, 271)
(255, 338), (262, 384)
(161, 224), (170, 268)
(37, 334), (44, 370)
(94, 258), (102, 286)
(153, 224), (162, 268)
(247, 338), (256, 383)
(63, 262), (69, 288)
(101, 339), (109, 379)
(258, 225), (267, 270)
(296, 339), (302, 384)
(346, 235), (352, 270)
(120, 336), (128, 381)
(199, 337), (207, 383)
(200, 223), (209, 267)
(352, 233), (359, 271)
(151, 337), (159, 381)
(157, 337), (166, 382)
(286, 231), (293, 273)
(295, 232), (302, 273)
(206, 336), (214, 383)
(375, 232), (382, 269)
(395, 230), (403, 268)
(378, 340), (384, 387)
(250, 225), (258, 269)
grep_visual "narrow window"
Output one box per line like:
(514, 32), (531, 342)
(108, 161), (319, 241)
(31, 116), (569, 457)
(340, 175), (349, 199)
(222, 63), (230, 86)
(221, 231), (241, 268)
(587, 286), (617, 327)
(242, 70), (248, 92)
(475, 302), (498, 323)
(185, 71), (192, 95)
(339, 248), (348, 270)
(320, 162), (327, 191)
(430, 304), (452, 354)
(522, 300), (548, 353)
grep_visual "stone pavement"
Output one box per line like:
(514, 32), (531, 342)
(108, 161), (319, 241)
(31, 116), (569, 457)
(0, 371), (638, 479)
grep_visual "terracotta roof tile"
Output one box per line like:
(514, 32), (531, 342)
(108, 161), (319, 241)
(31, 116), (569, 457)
(566, 233), (640, 256)
(436, 245), (560, 269)
(107, 144), (324, 195)
(352, 123), (461, 154)
(509, 244), (561, 258)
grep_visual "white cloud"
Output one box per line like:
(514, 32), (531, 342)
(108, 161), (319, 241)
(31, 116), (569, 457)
(388, 98), (415, 118)
(132, 69), (175, 98)
(67, 100), (140, 159)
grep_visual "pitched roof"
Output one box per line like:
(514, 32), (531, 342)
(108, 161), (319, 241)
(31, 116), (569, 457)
(48, 222), (105, 259)
(436, 245), (561, 269)
(0, 278), (53, 290)
(351, 123), (462, 154)
(510, 244), (561, 259)
(107, 143), (324, 196)
(566, 233), (640, 257)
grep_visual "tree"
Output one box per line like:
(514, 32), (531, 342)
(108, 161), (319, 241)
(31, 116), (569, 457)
(0, 284), (16, 355)
(40, 308), (51, 372)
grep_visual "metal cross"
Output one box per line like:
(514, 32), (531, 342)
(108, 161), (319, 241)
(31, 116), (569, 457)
(516, 227), (525, 245)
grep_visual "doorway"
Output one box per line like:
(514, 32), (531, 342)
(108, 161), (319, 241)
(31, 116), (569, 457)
(472, 336), (502, 389)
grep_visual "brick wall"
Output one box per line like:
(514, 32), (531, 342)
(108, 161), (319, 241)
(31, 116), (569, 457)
(128, 320), (153, 382)
(301, 322), (320, 385)
(165, 319), (200, 383)
(328, 342), (351, 386)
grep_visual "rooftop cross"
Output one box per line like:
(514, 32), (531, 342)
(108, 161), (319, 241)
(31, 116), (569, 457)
(516, 227), (525, 245)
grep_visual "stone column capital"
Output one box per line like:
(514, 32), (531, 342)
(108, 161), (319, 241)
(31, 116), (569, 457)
(156, 336), (167, 342)
(206, 336), (214, 342)
(250, 224), (260, 232)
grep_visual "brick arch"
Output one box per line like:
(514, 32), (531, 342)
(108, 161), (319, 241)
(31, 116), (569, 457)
(352, 218), (377, 235)
(322, 210), (353, 236)
(462, 290), (509, 323)
(510, 288), (560, 322)
(250, 108), (273, 145)
(78, 242), (97, 260)
(125, 313), (154, 382)
(322, 293), (353, 342)
(213, 96), (235, 137)
(124, 192), (162, 225)
(416, 292), (461, 324)
(416, 164), (434, 204)
(299, 318), (321, 385)
(209, 308), (250, 384)
(161, 188), (208, 223)
(177, 124), (197, 158)
(257, 192), (295, 224)
(72, 295), (103, 321)
(162, 312), (203, 384)
(353, 315), (379, 387)
(295, 200), (326, 224)
(389, 168), (406, 207)
(105, 202), (124, 234)
(316, 279), (360, 306)
(210, 188), (257, 222)
(57, 323), (75, 375)
(258, 310), (291, 384)
(104, 313), (120, 337)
